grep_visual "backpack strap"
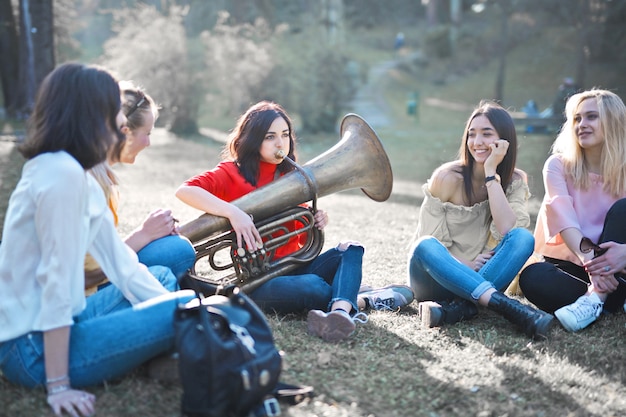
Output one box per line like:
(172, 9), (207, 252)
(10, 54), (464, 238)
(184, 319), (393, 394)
(246, 382), (314, 416)
(247, 396), (281, 417)
(273, 381), (315, 405)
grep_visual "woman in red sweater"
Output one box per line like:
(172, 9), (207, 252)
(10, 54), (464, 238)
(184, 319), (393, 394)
(176, 101), (413, 342)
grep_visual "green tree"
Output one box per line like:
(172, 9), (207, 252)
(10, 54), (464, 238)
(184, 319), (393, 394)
(100, 4), (198, 134)
(261, 24), (357, 133)
(201, 11), (276, 117)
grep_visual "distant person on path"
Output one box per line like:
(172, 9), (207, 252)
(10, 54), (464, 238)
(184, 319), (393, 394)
(84, 81), (195, 297)
(522, 100), (539, 118)
(0, 63), (195, 417)
(551, 77), (579, 120)
(394, 32), (405, 54)
(176, 101), (413, 342)
(407, 100), (554, 340)
(519, 89), (626, 332)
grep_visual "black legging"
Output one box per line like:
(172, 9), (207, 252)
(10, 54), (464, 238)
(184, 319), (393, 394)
(520, 198), (626, 313)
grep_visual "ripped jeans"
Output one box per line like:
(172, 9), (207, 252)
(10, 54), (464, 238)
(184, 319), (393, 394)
(408, 228), (534, 302)
(249, 244), (364, 314)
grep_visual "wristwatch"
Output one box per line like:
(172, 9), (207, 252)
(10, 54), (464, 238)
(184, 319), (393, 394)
(485, 174), (501, 184)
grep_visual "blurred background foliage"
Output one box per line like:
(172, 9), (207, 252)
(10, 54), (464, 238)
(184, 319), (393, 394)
(2, 0), (626, 134)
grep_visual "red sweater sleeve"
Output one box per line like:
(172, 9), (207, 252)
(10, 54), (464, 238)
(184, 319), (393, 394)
(183, 161), (306, 259)
(183, 161), (256, 202)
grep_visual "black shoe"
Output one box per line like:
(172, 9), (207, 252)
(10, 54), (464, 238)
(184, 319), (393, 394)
(418, 298), (478, 328)
(487, 291), (554, 340)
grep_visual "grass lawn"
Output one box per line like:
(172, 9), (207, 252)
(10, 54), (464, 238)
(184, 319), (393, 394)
(1, 22), (626, 417)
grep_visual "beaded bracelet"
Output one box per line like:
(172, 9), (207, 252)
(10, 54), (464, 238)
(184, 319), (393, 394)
(46, 375), (69, 384)
(47, 384), (71, 395)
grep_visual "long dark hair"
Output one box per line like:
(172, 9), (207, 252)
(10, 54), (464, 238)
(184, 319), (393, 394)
(457, 100), (517, 204)
(19, 63), (124, 170)
(224, 101), (297, 186)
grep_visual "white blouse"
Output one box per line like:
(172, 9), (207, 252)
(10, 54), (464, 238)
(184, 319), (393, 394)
(0, 151), (167, 342)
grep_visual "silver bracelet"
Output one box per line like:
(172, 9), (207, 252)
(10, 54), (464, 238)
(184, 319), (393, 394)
(46, 375), (69, 384)
(47, 384), (71, 395)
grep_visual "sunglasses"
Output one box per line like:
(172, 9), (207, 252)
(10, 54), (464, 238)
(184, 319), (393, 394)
(581, 237), (626, 284)
(579, 237), (607, 257)
(125, 92), (146, 118)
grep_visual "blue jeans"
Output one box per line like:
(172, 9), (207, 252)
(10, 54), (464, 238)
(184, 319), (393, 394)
(408, 228), (534, 302)
(85, 265), (179, 319)
(0, 281), (196, 388)
(137, 234), (196, 279)
(249, 244), (364, 314)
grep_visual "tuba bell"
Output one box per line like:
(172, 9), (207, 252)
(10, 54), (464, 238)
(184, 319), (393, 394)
(179, 113), (393, 295)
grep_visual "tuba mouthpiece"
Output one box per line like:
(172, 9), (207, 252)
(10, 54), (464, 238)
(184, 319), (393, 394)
(275, 150), (286, 159)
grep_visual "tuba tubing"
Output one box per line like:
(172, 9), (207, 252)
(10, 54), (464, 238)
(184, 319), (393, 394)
(180, 113), (393, 246)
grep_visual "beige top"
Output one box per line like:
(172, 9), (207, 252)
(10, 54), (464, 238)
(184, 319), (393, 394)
(415, 177), (531, 261)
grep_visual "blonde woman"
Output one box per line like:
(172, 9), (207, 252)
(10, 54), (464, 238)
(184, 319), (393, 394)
(84, 82), (195, 296)
(520, 89), (626, 332)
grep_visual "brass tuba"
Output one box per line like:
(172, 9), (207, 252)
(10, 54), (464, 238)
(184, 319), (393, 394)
(179, 113), (393, 294)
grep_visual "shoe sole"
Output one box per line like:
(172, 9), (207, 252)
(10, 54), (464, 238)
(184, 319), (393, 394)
(418, 301), (444, 327)
(307, 310), (356, 343)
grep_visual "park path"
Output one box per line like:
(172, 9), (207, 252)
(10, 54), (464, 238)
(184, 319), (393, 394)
(348, 59), (397, 129)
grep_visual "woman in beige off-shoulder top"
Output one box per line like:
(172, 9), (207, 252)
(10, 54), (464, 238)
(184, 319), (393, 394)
(407, 100), (554, 340)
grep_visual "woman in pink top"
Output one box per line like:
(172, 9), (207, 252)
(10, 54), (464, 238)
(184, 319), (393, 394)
(519, 89), (626, 332)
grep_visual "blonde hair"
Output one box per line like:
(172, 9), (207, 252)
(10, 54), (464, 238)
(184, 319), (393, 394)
(552, 89), (626, 197)
(89, 163), (120, 222)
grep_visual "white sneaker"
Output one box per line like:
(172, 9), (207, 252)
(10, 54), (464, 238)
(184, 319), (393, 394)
(554, 293), (603, 332)
(360, 285), (415, 311)
(307, 309), (368, 343)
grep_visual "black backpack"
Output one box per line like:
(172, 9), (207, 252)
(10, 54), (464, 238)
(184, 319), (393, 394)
(174, 287), (283, 417)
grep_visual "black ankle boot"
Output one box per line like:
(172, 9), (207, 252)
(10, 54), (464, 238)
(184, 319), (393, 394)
(487, 291), (554, 340)
(419, 298), (478, 328)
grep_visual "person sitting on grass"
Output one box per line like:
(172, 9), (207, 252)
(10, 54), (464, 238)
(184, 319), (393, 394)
(84, 81), (195, 298)
(519, 89), (626, 332)
(407, 100), (554, 340)
(0, 62), (196, 417)
(176, 101), (414, 343)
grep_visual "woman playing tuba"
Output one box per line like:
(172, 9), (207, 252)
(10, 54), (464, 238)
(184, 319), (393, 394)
(176, 101), (413, 342)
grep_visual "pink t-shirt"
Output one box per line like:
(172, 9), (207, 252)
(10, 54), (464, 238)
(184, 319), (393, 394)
(534, 154), (626, 265)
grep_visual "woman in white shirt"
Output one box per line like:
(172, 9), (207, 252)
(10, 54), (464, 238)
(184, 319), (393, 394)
(0, 63), (194, 417)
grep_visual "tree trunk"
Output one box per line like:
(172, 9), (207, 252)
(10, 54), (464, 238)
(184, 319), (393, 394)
(574, 0), (593, 88)
(32, 0), (55, 88)
(494, 2), (510, 102)
(0, 0), (20, 117)
(449, 0), (461, 56)
(15, 0), (55, 119)
(426, 0), (438, 27)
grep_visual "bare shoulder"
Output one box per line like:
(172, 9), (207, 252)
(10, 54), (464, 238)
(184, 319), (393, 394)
(513, 168), (528, 183)
(429, 161), (463, 202)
